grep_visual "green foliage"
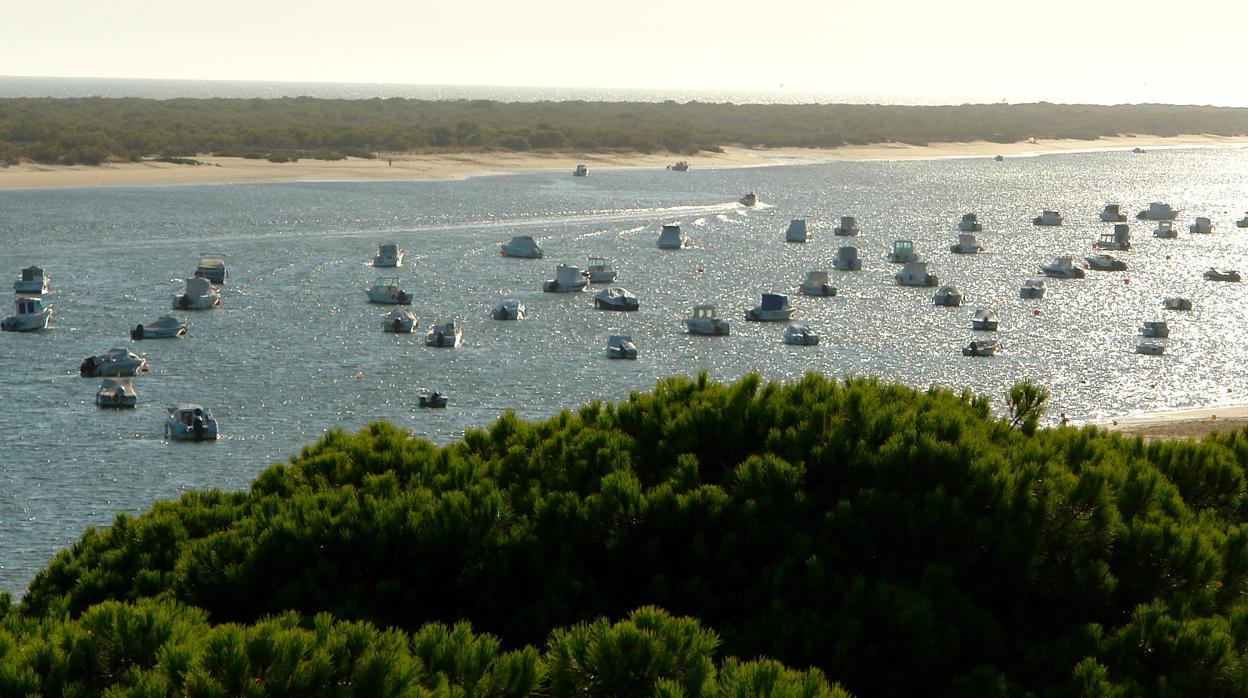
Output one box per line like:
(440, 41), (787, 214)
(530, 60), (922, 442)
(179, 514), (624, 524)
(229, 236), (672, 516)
(1007, 380), (1050, 435)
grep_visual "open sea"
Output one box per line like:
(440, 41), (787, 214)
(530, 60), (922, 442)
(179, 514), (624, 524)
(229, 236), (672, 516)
(3, 147), (1248, 594)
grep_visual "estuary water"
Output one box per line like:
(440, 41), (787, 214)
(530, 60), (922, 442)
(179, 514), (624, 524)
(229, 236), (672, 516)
(3, 147), (1248, 593)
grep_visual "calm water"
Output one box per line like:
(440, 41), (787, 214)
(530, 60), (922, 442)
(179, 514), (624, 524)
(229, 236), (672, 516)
(3, 148), (1248, 594)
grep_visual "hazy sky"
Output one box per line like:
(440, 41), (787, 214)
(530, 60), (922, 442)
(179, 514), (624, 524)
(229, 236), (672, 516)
(9, 0), (1248, 105)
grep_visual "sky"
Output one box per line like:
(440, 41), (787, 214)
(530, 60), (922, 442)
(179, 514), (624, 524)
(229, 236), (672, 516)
(8, 0), (1248, 105)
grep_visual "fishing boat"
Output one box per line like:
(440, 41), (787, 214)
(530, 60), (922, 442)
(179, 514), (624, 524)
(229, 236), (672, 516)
(1, 297), (52, 332)
(1099, 203), (1126, 223)
(895, 261), (938, 287)
(685, 304), (731, 335)
(366, 277), (413, 304)
(1096, 224), (1131, 250)
(194, 254), (227, 284)
(586, 256), (618, 283)
(13, 266), (49, 294)
(373, 243), (403, 268)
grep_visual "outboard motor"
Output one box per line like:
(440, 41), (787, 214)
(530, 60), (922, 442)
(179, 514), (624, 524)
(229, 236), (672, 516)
(192, 416), (205, 441)
(79, 356), (96, 377)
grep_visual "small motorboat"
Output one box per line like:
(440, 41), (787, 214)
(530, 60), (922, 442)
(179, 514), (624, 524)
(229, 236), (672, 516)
(1132, 147), (1146, 154)
(656, 224), (690, 249)
(586, 256), (618, 283)
(543, 264), (590, 292)
(833, 246), (862, 271)
(500, 235), (544, 259)
(593, 286), (639, 311)
(971, 309), (999, 331)
(833, 216), (860, 236)
(1139, 320), (1169, 338)
(933, 285), (962, 307)
(1096, 224), (1131, 250)
(573, 164), (589, 177)
(425, 319), (463, 348)
(785, 219), (809, 243)
(799, 270), (837, 297)
(1019, 279), (1047, 299)
(1204, 268), (1242, 282)
(685, 304), (731, 335)
(131, 315), (187, 340)
(194, 254), (227, 284)
(1137, 202), (1177, 220)
(382, 308), (419, 333)
(1040, 256), (1085, 279)
(1162, 297), (1193, 311)
(667, 160), (690, 171)
(606, 335), (639, 359)
(1237, 212), (1248, 228)
(895, 261), (938, 287)
(1, 297), (52, 332)
(1189, 217), (1213, 234)
(887, 239), (919, 264)
(366, 277), (413, 304)
(13, 266), (49, 294)
(1033, 210), (1063, 226)
(1099, 203), (1127, 223)
(746, 293), (797, 321)
(419, 389), (449, 408)
(958, 213), (983, 232)
(1135, 340), (1166, 356)
(373, 243), (403, 268)
(949, 233), (982, 254)
(96, 378), (137, 409)
(994, 154), (1004, 161)
(739, 192), (758, 207)
(173, 277), (221, 310)
(782, 324), (820, 346)
(1153, 221), (1178, 239)
(491, 299), (525, 320)
(165, 404), (218, 441)
(1085, 254), (1127, 272)
(81, 347), (149, 377)
(963, 339), (998, 357)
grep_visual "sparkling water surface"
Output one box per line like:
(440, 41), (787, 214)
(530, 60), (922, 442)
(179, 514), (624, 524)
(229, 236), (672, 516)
(3, 148), (1248, 594)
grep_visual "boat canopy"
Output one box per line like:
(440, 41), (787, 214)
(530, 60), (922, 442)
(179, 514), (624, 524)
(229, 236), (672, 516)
(760, 293), (789, 311)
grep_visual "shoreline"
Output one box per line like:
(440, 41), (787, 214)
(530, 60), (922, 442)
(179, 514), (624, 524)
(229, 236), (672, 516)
(1097, 404), (1248, 440)
(2, 134), (1247, 190)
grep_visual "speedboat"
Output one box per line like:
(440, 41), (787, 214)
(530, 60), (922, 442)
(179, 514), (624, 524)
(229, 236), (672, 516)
(685, 304), (731, 335)
(799, 270), (836, 297)
(419, 389), (449, 408)
(1137, 202), (1177, 220)
(491, 299), (525, 320)
(933, 285), (962, 307)
(782, 324), (819, 346)
(80, 347), (148, 377)
(366, 277), (413, 304)
(746, 293), (797, 321)
(573, 164), (589, 177)
(194, 254), (227, 283)
(96, 378), (137, 409)
(958, 213), (982, 232)
(962, 339), (998, 357)
(1162, 297), (1193, 311)
(1099, 203), (1127, 223)
(131, 315), (187, 340)
(543, 264), (589, 292)
(593, 286), (639, 311)
(971, 309), (999, 331)
(165, 404), (218, 441)
(1, 297), (52, 332)
(833, 216), (860, 236)
(373, 243), (403, 268)
(586, 256), (618, 283)
(895, 261), (938, 287)
(887, 239), (919, 263)
(833, 246), (862, 271)
(1153, 221), (1178, 239)
(949, 233), (982, 254)
(1019, 279), (1047, 299)
(656, 224), (690, 249)
(1135, 340), (1166, 356)
(173, 277), (221, 310)
(1189, 217), (1213, 234)
(1096, 224), (1131, 250)
(425, 319), (463, 347)
(1238, 212), (1248, 228)
(785, 219), (809, 243)
(1085, 254), (1127, 272)
(606, 335), (638, 359)
(1033, 210), (1063, 226)
(1204, 268), (1242, 282)
(1139, 320), (1169, 338)
(13, 266), (49, 294)
(382, 308), (419, 333)
(1040, 256), (1085, 279)
(668, 160), (690, 171)
(739, 192), (757, 207)
(500, 235), (544, 259)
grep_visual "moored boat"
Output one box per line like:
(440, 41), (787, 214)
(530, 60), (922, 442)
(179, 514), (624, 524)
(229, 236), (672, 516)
(1162, 297), (1193, 311)
(80, 347), (149, 377)
(895, 261), (938, 287)
(173, 277), (221, 310)
(96, 378), (137, 409)
(739, 192), (757, 207)
(1085, 254), (1127, 272)
(491, 299), (525, 320)
(1096, 224), (1131, 250)
(194, 254), (227, 284)
(799, 270), (836, 296)
(373, 243), (403, 268)
(1033, 210), (1063, 226)
(13, 266), (49, 294)
(366, 277), (413, 304)
(573, 164), (589, 177)
(963, 339), (998, 357)
(593, 286), (639, 311)
(1, 297), (52, 332)
(425, 319), (463, 348)
(833, 216), (860, 236)
(785, 219), (809, 242)
(833, 246), (862, 271)
(1099, 203), (1126, 223)
(958, 213), (982, 232)
(1019, 279), (1047, 299)
(419, 389), (449, 407)
(131, 315), (187, 340)
(500, 236), (544, 259)
(949, 233), (982, 254)
(886, 239), (919, 263)
(1135, 340), (1166, 356)
(1137, 202), (1177, 220)
(656, 224), (690, 249)
(586, 256), (618, 283)
(782, 324), (820, 346)
(1204, 268), (1242, 282)
(1040, 256), (1086, 279)
(685, 304), (731, 335)
(382, 308), (419, 333)
(1153, 221), (1178, 239)
(745, 293), (797, 321)
(971, 309), (999, 331)
(543, 264), (590, 292)
(165, 404), (218, 441)
(606, 335), (639, 359)
(1139, 320), (1169, 338)
(1189, 217), (1213, 234)
(933, 285), (962, 307)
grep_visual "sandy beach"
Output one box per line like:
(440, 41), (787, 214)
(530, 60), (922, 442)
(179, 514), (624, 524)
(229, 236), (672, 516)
(1099, 405), (1248, 440)
(2, 134), (1247, 190)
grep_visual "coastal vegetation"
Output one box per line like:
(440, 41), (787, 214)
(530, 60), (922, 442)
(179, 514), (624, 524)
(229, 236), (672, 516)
(2, 98), (1248, 164)
(8, 372), (1248, 695)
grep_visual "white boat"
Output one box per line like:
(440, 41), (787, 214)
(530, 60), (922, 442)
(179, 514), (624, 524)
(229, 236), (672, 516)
(1139, 320), (1169, 338)
(739, 192), (757, 207)
(895, 261), (938, 287)
(799, 270), (836, 297)
(1204, 268), (1242, 282)
(887, 239), (919, 263)
(1099, 203), (1127, 223)
(933, 285), (962, 307)
(958, 213), (982, 232)
(491, 299), (525, 320)
(573, 164), (589, 177)
(1, 297), (52, 332)
(1085, 254), (1127, 272)
(1033, 210), (1063, 226)
(500, 235), (544, 259)
(606, 334), (638, 359)
(131, 315), (186, 340)
(746, 293), (797, 321)
(586, 256), (618, 283)
(13, 266), (49, 294)
(419, 389), (448, 408)
(1135, 340), (1166, 356)
(962, 339), (998, 357)
(785, 219), (809, 243)
(971, 309), (999, 331)
(1154, 221), (1178, 239)
(1097, 224), (1132, 251)
(366, 277), (413, 304)
(1137, 202), (1177, 220)
(833, 246), (862, 271)
(194, 254), (227, 284)
(1019, 279), (1047, 299)
(593, 286), (639, 311)
(1238, 213), (1248, 228)
(80, 347), (149, 377)
(1039, 256), (1085, 279)
(1162, 297), (1193, 311)
(165, 404), (218, 441)
(685, 304), (731, 335)
(949, 233), (982, 254)
(543, 264), (589, 292)
(425, 319), (463, 348)
(782, 324), (820, 346)
(173, 277), (221, 310)
(833, 216), (860, 236)
(656, 224), (690, 249)
(1189, 217), (1213, 234)
(373, 243), (403, 268)
(382, 308), (419, 333)
(96, 378), (137, 409)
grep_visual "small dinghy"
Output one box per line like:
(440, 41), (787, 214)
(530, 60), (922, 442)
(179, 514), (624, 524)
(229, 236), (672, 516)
(782, 324), (820, 346)
(606, 335), (638, 359)
(962, 339), (998, 357)
(131, 315), (187, 340)
(1204, 268), (1241, 282)
(96, 378), (137, 409)
(419, 389), (449, 408)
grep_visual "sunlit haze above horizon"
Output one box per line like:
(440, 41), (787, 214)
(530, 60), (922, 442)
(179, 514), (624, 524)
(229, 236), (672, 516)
(9, 0), (1248, 106)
